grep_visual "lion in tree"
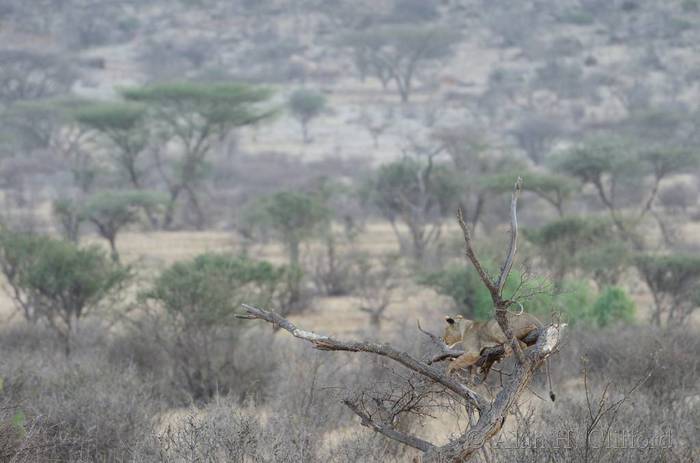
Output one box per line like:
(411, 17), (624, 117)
(442, 312), (555, 400)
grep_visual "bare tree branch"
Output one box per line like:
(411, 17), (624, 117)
(456, 207), (498, 297)
(238, 304), (488, 410)
(496, 176), (522, 294)
(343, 399), (435, 452)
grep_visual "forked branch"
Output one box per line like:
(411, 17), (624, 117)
(459, 177), (524, 362)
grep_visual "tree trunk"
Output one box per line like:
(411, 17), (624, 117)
(185, 187), (206, 230)
(289, 239), (300, 268)
(62, 315), (73, 357)
(396, 71), (412, 103)
(108, 234), (119, 262)
(163, 188), (182, 230)
(409, 225), (426, 262)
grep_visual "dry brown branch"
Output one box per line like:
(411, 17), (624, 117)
(458, 177), (525, 363)
(343, 399), (435, 452)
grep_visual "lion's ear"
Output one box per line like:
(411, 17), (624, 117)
(445, 317), (455, 325)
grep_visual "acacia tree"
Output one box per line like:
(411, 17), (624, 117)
(509, 114), (566, 165)
(358, 108), (394, 148)
(52, 198), (84, 243)
(552, 137), (636, 235)
(74, 102), (164, 226)
(0, 99), (71, 152)
(353, 253), (402, 330)
(0, 231), (128, 355)
(365, 151), (460, 262)
(0, 98), (97, 211)
(73, 102), (150, 190)
(288, 89), (326, 143)
(552, 136), (700, 246)
(480, 170), (579, 216)
(240, 178), (564, 461)
(243, 190), (330, 268)
(80, 190), (166, 262)
(635, 254), (700, 326)
(340, 25), (460, 102)
(553, 137), (700, 326)
(122, 82), (273, 229)
(432, 126), (505, 230)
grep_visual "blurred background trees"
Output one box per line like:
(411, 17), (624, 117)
(288, 88), (326, 143)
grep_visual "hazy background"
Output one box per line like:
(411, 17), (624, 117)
(0, 1), (698, 462)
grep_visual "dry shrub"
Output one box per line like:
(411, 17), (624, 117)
(0, 324), (160, 462)
(494, 324), (699, 463)
(558, 325), (699, 402)
(108, 322), (281, 406)
(155, 342), (419, 463)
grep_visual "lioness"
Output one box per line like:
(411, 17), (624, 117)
(442, 312), (541, 376)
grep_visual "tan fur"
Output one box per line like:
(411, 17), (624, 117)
(442, 313), (540, 376)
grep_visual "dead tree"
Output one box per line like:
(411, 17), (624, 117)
(240, 178), (564, 462)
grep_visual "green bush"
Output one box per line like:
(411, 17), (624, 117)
(419, 264), (551, 321)
(144, 253), (286, 324)
(0, 231), (129, 355)
(419, 264), (493, 320)
(140, 253), (291, 401)
(420, 258), (603, 326)
(243, 191), (330, 268)
(592, 286), (635, 327)
(520, 278), (596, 326)
(555, 279), (595, 325)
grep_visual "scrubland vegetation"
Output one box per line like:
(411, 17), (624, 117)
(0, 0), (699, 461)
